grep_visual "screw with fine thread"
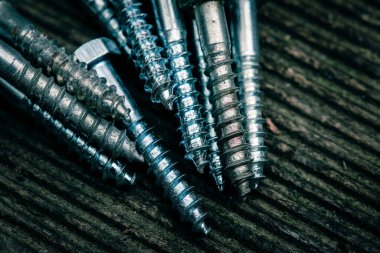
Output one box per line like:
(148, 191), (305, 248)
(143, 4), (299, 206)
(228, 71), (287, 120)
(0, 1), (131, 127)
(151, 0), (209, 172)
(74, 37), (210, 235)
(110, 0), (176, 110)
(188, 1), (254, 198)
(0, 78), (136, 185)
(228, 0), (266, 188)
(0, 39), (143, 164)
(192, 20), (224, 191)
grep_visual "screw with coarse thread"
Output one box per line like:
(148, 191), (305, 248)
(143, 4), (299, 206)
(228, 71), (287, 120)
(0, 1), (131, 127)
(191, 19), (224, 191)
(181, 0), (254, 199)
(109, 0), (176, 111)
(150, 0), (209, 172)
(228, 0), (266, 189)
(0, 78), (136, 185)
(0, 39), (143, 165)
(74, 37), (210, 235)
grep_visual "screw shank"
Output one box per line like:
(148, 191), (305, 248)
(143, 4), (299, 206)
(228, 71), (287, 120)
(228, 0), (260, 62)
(152, 0), (186, 44)
(194, 1), (230, 56)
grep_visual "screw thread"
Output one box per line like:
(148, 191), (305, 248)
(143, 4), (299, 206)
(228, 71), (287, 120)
(192, 21), (224, 191)
(166, 40), (209, 172)
(206, 49), (254, 198)
(111, 0), (175, 110)
(28, 100), (136, 185)
(82, 0), (131, 55)
(128, 118), (210, 235)
(12, 25), (131, 126)
(194, 2), (254, 198)
(0, 41), (142, 163)
(237, 57), (266, 188)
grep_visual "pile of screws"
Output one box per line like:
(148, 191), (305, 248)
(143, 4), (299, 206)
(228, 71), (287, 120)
(0, 0), (266, 235)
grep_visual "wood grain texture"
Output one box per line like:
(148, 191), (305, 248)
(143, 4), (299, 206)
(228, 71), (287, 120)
(0, 0), (379, 252)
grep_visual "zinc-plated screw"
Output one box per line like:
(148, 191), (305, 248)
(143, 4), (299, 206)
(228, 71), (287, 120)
(180, 0), (254, 198)
(0, 1), (131, 127)
(151, 0), (209, 172)
(228, 0), (266, 188)
(74, 37), (210, 235)
(0, 77), (136, 185)
(0, 39), (143, 165)
(82, 0), (131, 55)
(108, 0), (176, 111)
(192, 20), (224, 191)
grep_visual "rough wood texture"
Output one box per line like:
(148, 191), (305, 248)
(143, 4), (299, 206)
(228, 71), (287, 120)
(0, 0), (379, 252)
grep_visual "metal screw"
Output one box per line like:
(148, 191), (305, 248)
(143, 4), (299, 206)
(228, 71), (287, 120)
(228, 0), (266, 188)
(180, 0), (254, 198)
(150, 0), (209, 172)
(74, 37), (210, 235)
(0, 77), (136, 185)
(0, 39), (143, 165)
(105, 0), (176, 111)
(192, 20), (224, 191)
(82, 0), (131, 55)
(0, 1), (131, 127)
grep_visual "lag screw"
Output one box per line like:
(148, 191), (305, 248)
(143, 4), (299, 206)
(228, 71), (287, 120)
(151, 0), (209, 172)
(192, 20), (224, 191)
(0, 78), (136, 185)
(74, 37), (210, 235)
(228, 0), (266, 188)
(0, 39), (143, 164)
(179, 0), (254, 198)
(109, 0), (176, 110)
(0, 1), (131, 127)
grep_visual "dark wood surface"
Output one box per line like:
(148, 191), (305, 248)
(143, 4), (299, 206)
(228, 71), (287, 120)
(0, 0), (379, 252)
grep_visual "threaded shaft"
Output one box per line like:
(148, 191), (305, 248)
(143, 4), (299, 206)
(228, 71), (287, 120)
(14, 28), (131, 127)
(0, 40), (143, 164)
(166, 41), (209, 172)
(30, 100), (136, 185)
(0, 2), (130, 126)
(128, 118), (210, 235)
(110, 0), (175, 110)
(237, 57), (266, 188)
(194, 1), (254, 198)
(192, 20), (224, 191)
(82, 0), (131, 55)
(228, 0), (266, 188)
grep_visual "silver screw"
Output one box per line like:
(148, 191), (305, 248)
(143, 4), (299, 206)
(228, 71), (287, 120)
(106, 0), (176, 111)
(82, 0), (131, 55)
(150, 0), (209, 172)
(228, 0), (266, 188)
(0, 39), (143, 165)
(74, 37), (210, 235)
(0, 77), (136, 185)
(192, 20), (224, 191)
(181, 0), (254, 198)
(0, 1), (131, 127)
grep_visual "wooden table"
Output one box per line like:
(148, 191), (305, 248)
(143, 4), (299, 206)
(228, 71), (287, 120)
(0, 0), (379, 252)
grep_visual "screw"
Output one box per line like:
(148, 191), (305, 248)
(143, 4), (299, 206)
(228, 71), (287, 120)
(228, 0), (266, 188)
(180, 0), (254, 198)
(81, 0), (131, 55)
(150, 0), (209, 172)
(74, 37), (210, 235)
(0, 39), (143, 165)
(0, 1), (131, 127)
(102, 0), (175, 111)
(0, 77), (136, 185)
(191, 20), (224, 191)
